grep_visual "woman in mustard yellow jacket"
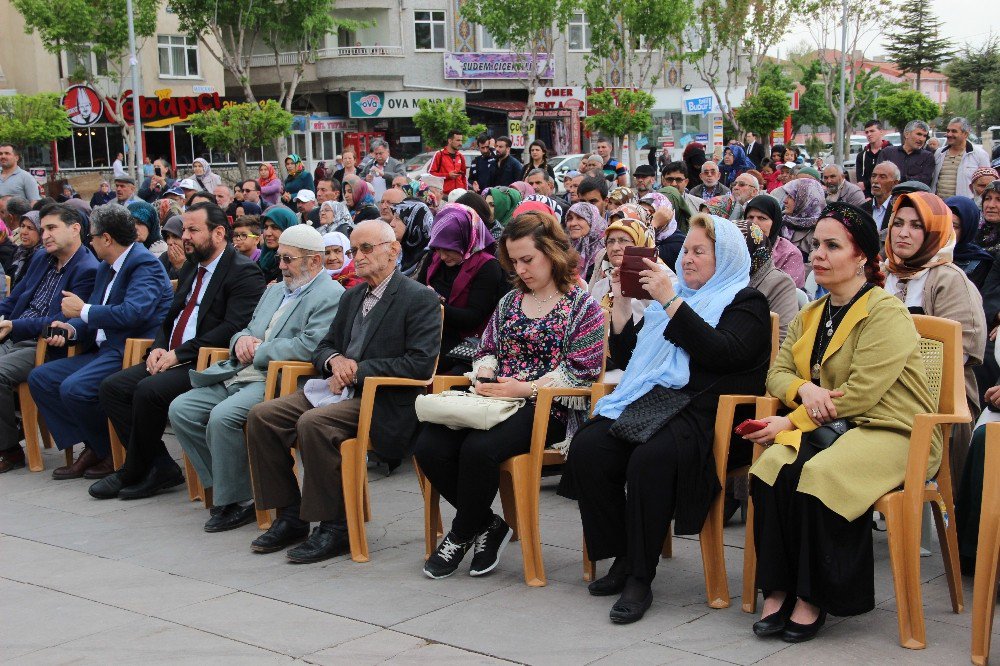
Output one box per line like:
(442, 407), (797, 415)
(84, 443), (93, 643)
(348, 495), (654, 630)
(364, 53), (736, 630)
(744, 202), (937, 643)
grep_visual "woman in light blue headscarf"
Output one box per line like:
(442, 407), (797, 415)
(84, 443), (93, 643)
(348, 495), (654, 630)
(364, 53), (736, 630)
(559, 214), (772, 625)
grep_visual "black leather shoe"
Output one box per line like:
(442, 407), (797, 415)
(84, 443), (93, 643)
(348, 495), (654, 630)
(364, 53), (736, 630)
(88, 471), (125, 500)
(609, 588), (653, 624)
(752, 595), (796, 638)
(251, 518), (310, 554)
(119, 463), (185, 500)
(782, 609), (827, 643)
(204, 503), (257, 533)
(588, 558), (630, 597)
(286, 525), (350, 564)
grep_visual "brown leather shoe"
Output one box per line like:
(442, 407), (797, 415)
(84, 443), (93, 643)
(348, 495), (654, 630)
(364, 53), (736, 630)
(83, 455), (114, 479)
(52, 447), (100, 480)
(0, 447), (25, 473)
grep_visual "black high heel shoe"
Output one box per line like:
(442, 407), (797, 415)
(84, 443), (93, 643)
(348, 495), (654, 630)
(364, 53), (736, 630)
(752, 595), (796, 638)
(782, 609), (827, 643)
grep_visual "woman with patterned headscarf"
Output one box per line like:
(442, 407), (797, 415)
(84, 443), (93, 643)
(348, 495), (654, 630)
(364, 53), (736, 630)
(607, 186), (635, 214)
(509, 181), (534, 199)
(258, 163), (282, 207)
(190, 157), (222, 193)
(416, 204), (506, 373)
(127, 200), (167, 256)
(390, 199), (434, 276)
(565, 202), (607, 281)
(343, 176), (378, 223)
(282, 153), (315, 202)
(641, 192), (685, 269)
(780, 177), (827, 260)
(734, 219), (798, 342)
(483, 186), (522, 239)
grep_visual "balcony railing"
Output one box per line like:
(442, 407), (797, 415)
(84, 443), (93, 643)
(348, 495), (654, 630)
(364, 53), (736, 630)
(316, 46), (404, 58)
(244, 52), (312, 68)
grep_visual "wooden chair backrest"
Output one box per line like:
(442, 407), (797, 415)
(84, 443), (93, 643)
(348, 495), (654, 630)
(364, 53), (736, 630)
(768, 312), (779, 366)
(196, 346), (231, 372)
(911, 315), (963, 416)
(170, 279), (178, 292)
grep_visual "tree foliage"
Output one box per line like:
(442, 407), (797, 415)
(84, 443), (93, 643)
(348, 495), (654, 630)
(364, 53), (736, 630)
(584, 90), (656, 139)
(187, 100), (293, 179)
(0, 94), (73, 148)
(412, 99), (485, 151)
(735, 87), (791, 139)
(884, 0), (954, 89)
(872, 88), (940, 134)
(11, 0), (160, 177)
(947, 35), (1000, 135)
(791, 60), (834, 135)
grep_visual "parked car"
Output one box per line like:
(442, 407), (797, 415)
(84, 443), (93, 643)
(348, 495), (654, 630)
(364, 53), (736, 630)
(550, 154), (584, 194)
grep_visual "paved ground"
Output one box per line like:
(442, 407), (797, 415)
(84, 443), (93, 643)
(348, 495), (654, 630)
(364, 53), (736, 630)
(0, 434), (991, 665)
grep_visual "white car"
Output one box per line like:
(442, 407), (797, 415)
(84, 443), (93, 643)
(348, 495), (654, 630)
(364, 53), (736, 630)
(550, 154), (584, 194)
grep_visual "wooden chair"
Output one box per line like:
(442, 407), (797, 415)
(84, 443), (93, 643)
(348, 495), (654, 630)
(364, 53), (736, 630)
(181, 346), (235, 514)
(22, 337), (76, 472)
(419, 315), (610, 587)
(742, 314), (969, 650)
(107, 338), (154, 469)
(580, 312), (780, 608)
(972, 422), (1000, 666)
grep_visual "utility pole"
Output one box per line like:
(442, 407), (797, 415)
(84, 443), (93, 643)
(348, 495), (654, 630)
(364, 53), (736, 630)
(835, 0), (848, 167)
(126, 0), (144, 179)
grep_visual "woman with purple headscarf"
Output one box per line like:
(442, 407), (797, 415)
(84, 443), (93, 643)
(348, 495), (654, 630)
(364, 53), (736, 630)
(565, 202), (607, 280)
(780, 177), (827, 261)
(416, 204), (508, 373)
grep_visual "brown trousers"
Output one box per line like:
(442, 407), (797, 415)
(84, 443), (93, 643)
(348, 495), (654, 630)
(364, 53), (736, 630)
(245, 390), (361, 523)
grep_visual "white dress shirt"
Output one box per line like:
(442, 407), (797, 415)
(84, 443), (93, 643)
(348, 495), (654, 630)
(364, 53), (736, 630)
(168, 251), (224, 347)
(81, 243), (135, 347)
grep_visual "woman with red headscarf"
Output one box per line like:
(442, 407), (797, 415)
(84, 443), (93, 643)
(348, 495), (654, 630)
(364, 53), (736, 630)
(258, 163), (282, 207)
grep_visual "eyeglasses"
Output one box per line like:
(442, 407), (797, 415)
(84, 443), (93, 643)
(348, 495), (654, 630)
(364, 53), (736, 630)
(233, 232), (259, 241)
(241, 188), (257, 193)
(605, 238), (636, 247)
(277, 253), (312, 265)
(350, 241), (391, 256)
(661, 176), (685, 184)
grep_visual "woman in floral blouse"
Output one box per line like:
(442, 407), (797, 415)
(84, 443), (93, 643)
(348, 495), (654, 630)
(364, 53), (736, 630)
(413, 209), (605, 580)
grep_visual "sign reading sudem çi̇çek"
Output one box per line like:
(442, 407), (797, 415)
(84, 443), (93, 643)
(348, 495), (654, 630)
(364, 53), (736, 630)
(348, 90), (465, 118)
(443, 52), (554, 79)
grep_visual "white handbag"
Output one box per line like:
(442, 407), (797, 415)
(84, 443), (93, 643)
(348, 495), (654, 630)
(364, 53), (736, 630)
(415, 390), (525, 430)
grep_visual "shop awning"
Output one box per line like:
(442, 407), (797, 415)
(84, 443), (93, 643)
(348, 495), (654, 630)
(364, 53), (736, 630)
(467, 100), (574, 119)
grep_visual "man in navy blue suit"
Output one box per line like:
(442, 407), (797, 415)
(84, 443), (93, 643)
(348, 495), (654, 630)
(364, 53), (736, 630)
(0, 203), (99, 473)
(28, 203), (172, 480)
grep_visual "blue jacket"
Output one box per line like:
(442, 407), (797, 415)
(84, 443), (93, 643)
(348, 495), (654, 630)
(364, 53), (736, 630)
(66, 243), (173, 354)
(0, 245), (99, 343)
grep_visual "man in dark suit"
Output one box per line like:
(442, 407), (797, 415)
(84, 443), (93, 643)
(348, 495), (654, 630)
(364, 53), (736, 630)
(0, 203), (98, 473)
(244, 219), (441, 563)
(744, 132), (765, 168)
(27, 203), (173, 480)
(89, 202), (265, 500)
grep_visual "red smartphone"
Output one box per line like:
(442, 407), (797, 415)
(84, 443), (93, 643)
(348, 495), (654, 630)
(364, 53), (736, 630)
(619, 246), (657, 299)
(734, 419), (768, 437)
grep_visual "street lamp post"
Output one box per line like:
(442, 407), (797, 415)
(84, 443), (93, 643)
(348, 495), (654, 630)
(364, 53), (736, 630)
(835, 0), (848, 167)
(126, 0), (144, 179)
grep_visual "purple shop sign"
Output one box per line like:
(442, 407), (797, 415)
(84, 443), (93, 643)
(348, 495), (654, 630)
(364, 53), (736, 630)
(443, 52), (554, 80)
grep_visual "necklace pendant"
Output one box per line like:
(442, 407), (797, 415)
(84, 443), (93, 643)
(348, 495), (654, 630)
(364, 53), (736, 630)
(811, 362), (821, 380)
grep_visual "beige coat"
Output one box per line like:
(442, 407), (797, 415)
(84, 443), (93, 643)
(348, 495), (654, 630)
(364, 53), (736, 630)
(750, 262), (799, 343)
(750, 288), (939, 520)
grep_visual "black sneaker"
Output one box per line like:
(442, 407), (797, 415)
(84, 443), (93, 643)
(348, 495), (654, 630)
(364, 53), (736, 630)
(423, 532), (474, 579)
(469, 515), (513, 577)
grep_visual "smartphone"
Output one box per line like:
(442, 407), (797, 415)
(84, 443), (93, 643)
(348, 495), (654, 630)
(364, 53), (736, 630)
(619, 246), (658, 299)
(44, 325), (65, 339)
(155, 167), (162, 177)
(476, 377), (498, 384)
(734, 419), (768, 437)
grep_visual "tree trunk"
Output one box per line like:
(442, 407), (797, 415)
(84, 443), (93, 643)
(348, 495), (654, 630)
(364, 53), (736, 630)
(273, 135), (290, 178)
(627, 133), (638, 183)
(237, 151), (248, 182)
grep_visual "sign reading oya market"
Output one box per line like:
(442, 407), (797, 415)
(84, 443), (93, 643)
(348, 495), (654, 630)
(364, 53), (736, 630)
(348, 91), (465, 119)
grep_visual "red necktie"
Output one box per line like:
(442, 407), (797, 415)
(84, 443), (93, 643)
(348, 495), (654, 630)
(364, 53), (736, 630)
(170, 267), (207, 351)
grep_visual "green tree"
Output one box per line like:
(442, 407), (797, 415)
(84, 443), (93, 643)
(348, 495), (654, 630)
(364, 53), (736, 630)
(460, 0), (577, 143)
(872, 88), (940, 134)
(412, 98), (485, 151)
(585, 90), (656, 163)
(187, 100), (293, 179)
(759, 62), (796, 93)
(735, 87), (791, 140)
(0, 94), (72, 148)
(11, 0), (160, 178)
(947, 35), (1000, 136)
(847, 71), (907, 128)
(884, 0), (954, 89)
(791, 60), (834, 136)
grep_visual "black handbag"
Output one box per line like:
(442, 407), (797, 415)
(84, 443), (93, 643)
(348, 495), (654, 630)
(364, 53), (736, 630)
(804, 418), (854, 451)
(608, 385), (693, 446)
(445, 337), (480, 364)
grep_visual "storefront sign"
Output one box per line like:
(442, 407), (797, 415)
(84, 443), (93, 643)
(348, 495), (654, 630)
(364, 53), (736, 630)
(29, 168), (46, 186)
(712, 116), (725, 149)
(119, 90), (225, 127)
(684, 96), (714, 116)
(348, 91), (465, 118)
(507, 119), (537, 149)
(535, 87), (586, 116)
(62, 85), (104, 127)
(444, 52), (554, 80)
(399, 136), (422, 143)
(308, 117), (357, 131)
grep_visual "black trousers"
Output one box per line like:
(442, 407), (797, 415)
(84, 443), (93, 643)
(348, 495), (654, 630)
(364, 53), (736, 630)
(413, 405), (565, 540)
(752, 443), (875, 616)
(567, 417), (690, 584)
(99, 361), (193, 484)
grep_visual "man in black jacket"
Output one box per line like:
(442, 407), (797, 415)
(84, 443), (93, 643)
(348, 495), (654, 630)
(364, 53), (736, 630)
(90, 201), (265, 500)
(855, 120), (889, 195)
(469, 133), (496, 193)
(491, 136), (523, 187)
(875, 120), (935, 186)
(244, 219), (441, 563)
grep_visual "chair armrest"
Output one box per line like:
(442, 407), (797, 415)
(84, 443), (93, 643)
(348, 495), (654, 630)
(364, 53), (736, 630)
(264, 360), (318, 401)
(356, 376), (435, 450)
(35, 335), (76, 365)
(432, 375), (472, 393)
(902, 411), (973, 498)
(755, 395), (780, 418)
(527, 387), (592, 465)
(196, 346), (230, 371)
(126, 338), (154, 367)
(713, 395), (761, 481)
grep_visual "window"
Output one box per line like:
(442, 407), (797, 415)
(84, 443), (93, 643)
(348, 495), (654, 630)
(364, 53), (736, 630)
(478, 25), (510, 51)
(65, 49), (109, 79)
(55, 125), (123, 170)
(683, 27), (703, 53)
(414, 11), (446, 51)
(568, 13), (591, 51)
(157, 35), (200, 78)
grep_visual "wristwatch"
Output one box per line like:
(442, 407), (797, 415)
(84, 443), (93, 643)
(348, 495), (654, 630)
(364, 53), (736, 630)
(529, 381), (539, 400)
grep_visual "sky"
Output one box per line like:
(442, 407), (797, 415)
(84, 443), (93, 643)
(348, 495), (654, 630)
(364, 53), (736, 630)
(776, 0), (999, 59)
